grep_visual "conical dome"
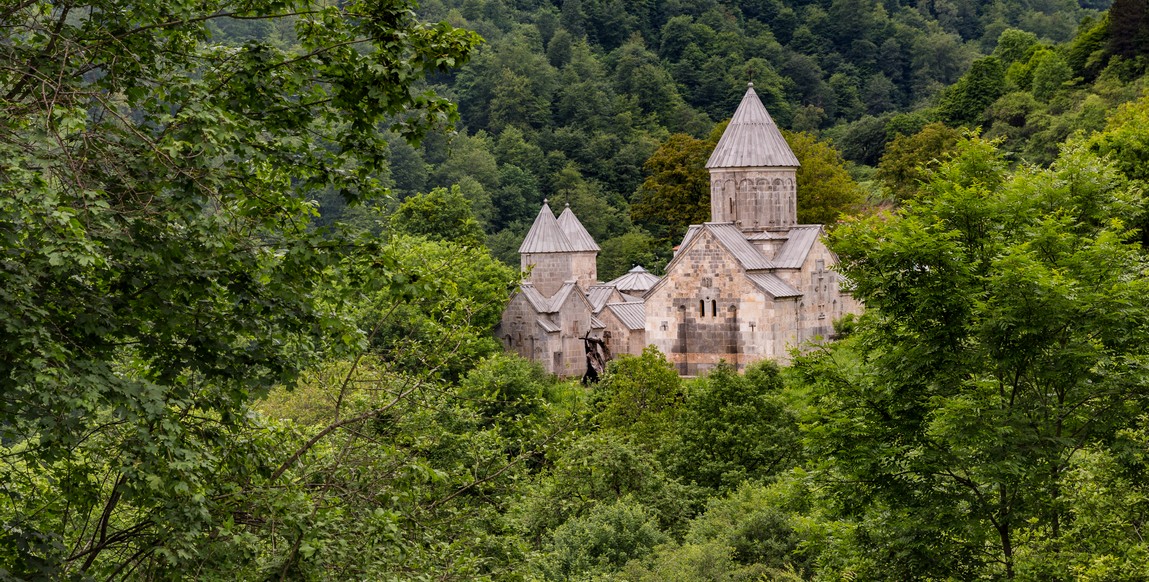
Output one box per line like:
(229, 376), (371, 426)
(605, 266), (661, 295)
(519, 200), (574, 253)
(557, 204), (600, 252)
(706, 84), (800, 169)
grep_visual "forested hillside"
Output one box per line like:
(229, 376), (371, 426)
(5, 0), (1149, 579)
(278, 0), (1127, 279)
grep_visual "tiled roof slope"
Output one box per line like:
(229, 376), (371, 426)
(519, 201), (574, 253)
(606, 302), (646, 330)
(747, 273), (802, 298)
(519, 284), (552, 312)
(773, 226), (821, 269)
(557, 204), (600, 252)
(586, 285), (617, 313)
(706, 84), (800, 169)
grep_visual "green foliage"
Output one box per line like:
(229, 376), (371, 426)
(1067, 14), (1111, 81)
(390, 185), (487, 246)
(620, 542), (749, 582)
(803, 135), (1149, 578)
(0, 0), (481, 576)
(667, 362), (801, 492)
(598, 230), (668, 281)
(458, 353), (558, 443)
(1088, 94), (1149, 182)
(360, 235), (517, 383)
(993, 28), (1039, 65)
(1018, 421), (1149, 579)
(630, 133), (716, 242)
(1108, 0), (1149, 62)
(593, 346), (683, 445)
(539, 499), (669, 580)
(783, 130), (867, 225)
(8, 0), (1149, 578)
(1088, 94), (1149, 248)
(876, 122), (964, 202)
(1031, 50), (1073, 101)
(514, 431), (700, 545)
(938, 56), (1006, 126)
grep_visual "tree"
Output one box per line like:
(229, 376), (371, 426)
(1108, 0), (1149, 61)
(667, 362), (801, 492)
(783, 130), (866, 225)
(630, 132), (716, 241)
(798, 136), (1149, 579)
(593, 346), (683, 446)
(1030, 50), (1072, 102)
(1088, 95), (1149, 247)
(390, 186), (487, 247)
(937, 56), (1006, 126)
(992, 28), (1039, 65)
(876, 122), (963, 202)
(831, 115), (890, 166)
(1066, 14), (1111, 81)
(538, 499), (669, 580)
(598, 230), (667, 281)
(0, 0), (480, 576)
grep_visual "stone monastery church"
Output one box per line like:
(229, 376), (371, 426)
(496, 84), (862, 377)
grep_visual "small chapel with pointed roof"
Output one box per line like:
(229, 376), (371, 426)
(496, 83), (862, 376)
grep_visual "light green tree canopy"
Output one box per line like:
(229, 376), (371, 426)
(0, 0), (481, 576)
(799, 135), (1149, 579)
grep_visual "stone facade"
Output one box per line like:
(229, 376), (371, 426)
(496, 83), (863, 377)
(709, 168), (798, 230)
(499, 282), (600, 376)
(643, 226), (857, 375)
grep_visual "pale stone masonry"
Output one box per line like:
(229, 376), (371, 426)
(495, 83), (862, 376)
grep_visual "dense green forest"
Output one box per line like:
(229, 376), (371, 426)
(4, 0), (1149, 579)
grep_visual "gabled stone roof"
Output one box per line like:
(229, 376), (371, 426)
(519, 201), (574, 253)
(706, 84), (800, 169)
(677, 225), (702, 254)
(547, 281), (581, 312)
(519, 281), (585, 314)
(586, 285), (618, 313)
(519, 283), (552, 313)
(557, 204), (600, 252)
(705, 223), (776, 270)
(604, 266), (661, 295)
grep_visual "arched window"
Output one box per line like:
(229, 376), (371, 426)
(711, 300), (717, 317)
(699, 299), (705, 317)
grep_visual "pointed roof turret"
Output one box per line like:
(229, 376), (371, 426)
(557, 203), (600, 252)
(519, 200), (575, 253)
(605, 266), (661, 295)
(706, 83), (800, 169)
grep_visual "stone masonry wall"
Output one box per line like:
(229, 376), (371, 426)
(520, 253), (574, 297)
(775, 238), (863, 346)
(570, 252), (598, 291)
(598, 311), (645, 358)
(710, 167), (798, 230)
(644, 231), (805, 374)
(553, 293), (597, 377)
